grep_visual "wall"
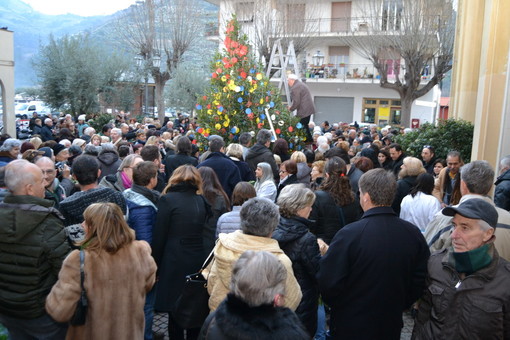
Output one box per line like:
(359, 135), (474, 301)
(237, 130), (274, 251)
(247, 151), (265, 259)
(0, 29), (15, 137)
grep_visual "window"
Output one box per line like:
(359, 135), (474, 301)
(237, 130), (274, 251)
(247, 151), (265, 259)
(362, 98), (402, 125)
(364, 108), (376, 123)
(235, 2), (254, 23)
(381, 0), (403, 31)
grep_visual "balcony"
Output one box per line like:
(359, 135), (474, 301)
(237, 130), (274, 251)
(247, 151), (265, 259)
(302, 62), (433, 84)
(274, 15), (441, 39)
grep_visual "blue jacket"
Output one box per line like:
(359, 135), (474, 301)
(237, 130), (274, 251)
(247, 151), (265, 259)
(124, 189), (158, 245)
(197, 152), (241, 198)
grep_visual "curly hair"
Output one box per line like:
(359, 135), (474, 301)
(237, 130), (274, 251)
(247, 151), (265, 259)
(319, 156), (354, 206)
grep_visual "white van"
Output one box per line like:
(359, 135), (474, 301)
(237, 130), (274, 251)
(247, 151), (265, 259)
(15, 101), (52, 117)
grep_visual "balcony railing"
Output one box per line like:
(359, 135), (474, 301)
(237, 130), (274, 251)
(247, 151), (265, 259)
(275, 15), (441, 36)
(304, 62), (434, 83)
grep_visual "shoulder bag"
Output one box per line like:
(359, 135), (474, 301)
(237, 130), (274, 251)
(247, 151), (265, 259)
(70, 250), (88, 326)
(172, 249), (215, 329)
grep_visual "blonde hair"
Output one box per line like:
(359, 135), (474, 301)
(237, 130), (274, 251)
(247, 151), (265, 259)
(30, 137), (42, 150)
(80, 203), (135, 254)
(163, 164), (203, 195)
(290, 151), (306, 163)
(226, 143), (243, 159)
(336, 141), (350, 153)
(100, 136), (110, 144)
(145, 136), (158, 146)
(399, 156), (426, 179)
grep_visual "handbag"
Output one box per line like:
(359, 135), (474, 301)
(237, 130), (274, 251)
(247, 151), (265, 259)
(172, 250), (215, 329)
(70, 250), (88, 326)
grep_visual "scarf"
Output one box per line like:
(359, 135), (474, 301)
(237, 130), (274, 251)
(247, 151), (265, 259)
(449, 243), (493, 276)
(121, 171), (132, 189)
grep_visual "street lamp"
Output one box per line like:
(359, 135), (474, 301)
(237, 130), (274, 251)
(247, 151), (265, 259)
(312, 50), (324, 67)
(135, 54), (161, 116)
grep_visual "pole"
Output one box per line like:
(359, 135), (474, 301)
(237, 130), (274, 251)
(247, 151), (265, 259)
(144, 75), (149, 116)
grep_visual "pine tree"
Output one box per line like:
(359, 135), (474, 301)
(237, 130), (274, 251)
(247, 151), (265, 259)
(195, 17), (306, 150)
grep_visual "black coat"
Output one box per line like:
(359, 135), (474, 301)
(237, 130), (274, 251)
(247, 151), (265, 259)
(317, 207), (430, 340)
(245, 143), (279, 180)
(310, 190), (346, 244)
(231, 159), (255, 182)
(40, 125), (54, 142)
(391, 154), (405, 178)
(273, 216), (321, 337)
(276, 174), (298, 199)
(391, 175), (418, 215)
(495, 169), (510, 211)
(152, 183), (210, 313)
(199, 294), (309, 340)
(163, 153), (198, 182)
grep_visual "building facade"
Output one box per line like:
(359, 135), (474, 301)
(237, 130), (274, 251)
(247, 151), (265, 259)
(206, 0), (446, 127)
(0, 28), (16, 137)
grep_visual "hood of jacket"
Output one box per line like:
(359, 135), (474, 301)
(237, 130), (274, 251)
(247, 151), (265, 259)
(246, 143), (272, 159)
(0, 194), (61, 242)
(273, 216), (312, 244)
(496, 169), (510, 185)
(97, 150), (119, 165)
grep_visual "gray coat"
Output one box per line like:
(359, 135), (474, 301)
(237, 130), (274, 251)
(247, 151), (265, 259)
(289, 81), (315, 118)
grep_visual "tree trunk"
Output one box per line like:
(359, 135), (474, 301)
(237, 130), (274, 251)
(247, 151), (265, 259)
(156, 80), (166, 123)
(400, 94), (413, 128)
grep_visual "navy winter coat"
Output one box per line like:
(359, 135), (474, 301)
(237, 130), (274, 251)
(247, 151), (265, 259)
(197, 152), (241, 198)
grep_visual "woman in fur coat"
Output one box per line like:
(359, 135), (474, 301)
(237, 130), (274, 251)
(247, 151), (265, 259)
(46, 203), (157, 340)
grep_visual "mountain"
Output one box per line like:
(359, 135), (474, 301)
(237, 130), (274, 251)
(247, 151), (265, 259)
(0, 0), (218, 88)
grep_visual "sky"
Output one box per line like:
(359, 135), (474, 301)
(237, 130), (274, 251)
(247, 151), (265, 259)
(20, 0), (138, 17)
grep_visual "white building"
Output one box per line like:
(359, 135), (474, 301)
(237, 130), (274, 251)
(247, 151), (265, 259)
(205, 0), (444, 128)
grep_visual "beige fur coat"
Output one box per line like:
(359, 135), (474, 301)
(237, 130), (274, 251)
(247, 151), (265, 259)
(46, 241), (156, 340)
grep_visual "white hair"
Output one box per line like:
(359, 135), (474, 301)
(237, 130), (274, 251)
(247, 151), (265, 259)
(83, 127), (96, 136)
(317, 135), (328, 145)
(59, 139), (71, 148)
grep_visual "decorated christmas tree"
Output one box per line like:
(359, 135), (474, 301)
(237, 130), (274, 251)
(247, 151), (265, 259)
(195, 17), (306, 150)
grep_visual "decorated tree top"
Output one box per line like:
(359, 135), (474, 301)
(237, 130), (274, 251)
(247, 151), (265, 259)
(194, 17), (305, 150)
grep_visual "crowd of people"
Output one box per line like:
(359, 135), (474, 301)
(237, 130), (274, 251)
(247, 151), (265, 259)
(1, 109), (510, 340)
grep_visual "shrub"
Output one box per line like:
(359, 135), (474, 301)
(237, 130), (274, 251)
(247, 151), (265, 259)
(394, 119), (474, 162)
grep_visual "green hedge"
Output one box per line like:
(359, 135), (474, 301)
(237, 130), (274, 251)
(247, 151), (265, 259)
(394, 119), (474, 163)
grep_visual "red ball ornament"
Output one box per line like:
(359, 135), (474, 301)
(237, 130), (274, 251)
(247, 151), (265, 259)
(288, 126), (294, 132)
(275, 128), (281, 134)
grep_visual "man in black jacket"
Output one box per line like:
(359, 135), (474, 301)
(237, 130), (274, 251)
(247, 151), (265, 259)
(0, 160), (70, 339)
(389, 143), (405, 178)
(317, 168), (430, 339)
(245, 129), (279, 180)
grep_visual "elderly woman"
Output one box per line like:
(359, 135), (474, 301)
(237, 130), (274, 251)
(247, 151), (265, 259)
(152, 165), (210, 340)
(46, 203), (156, 339)
(226, 143), (254, 182)
(98, 154), (143, 192)
(254, 162), (277, 201)
(392, 156), (426, 215)
(204, 197), (302, 312)
(199, 251), (309, 340)
(0, 138), (21, 163)
(89, 134), (102, 147)
(273, 184), (321, 337)
(216, 182), (256, 237)
(310, 160), (325, 191)
(277, 160), (298, 199)
(291, 151), (311, 186)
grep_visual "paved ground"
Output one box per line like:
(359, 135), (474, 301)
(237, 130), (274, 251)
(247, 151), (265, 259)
(152, 310), (415, 339)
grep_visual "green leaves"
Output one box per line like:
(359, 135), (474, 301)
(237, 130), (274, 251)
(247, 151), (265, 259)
(395, 119), (474, 162)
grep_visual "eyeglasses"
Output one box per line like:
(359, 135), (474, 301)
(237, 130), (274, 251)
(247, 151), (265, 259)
(279, 170), (287, 174)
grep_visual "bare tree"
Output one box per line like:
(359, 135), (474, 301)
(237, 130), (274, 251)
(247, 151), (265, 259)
(341, 0), (455, 127)
(114, 0), (205, 122)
